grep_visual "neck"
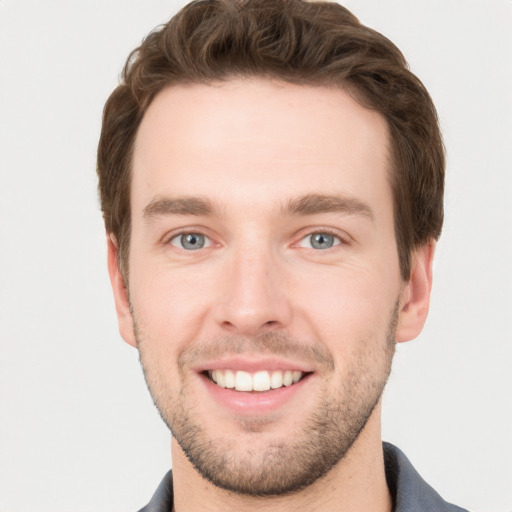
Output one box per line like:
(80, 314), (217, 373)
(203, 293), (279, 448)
(171, 404), (392, 512)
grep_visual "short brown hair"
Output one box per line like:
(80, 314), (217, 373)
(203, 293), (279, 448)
(97, 0), (444, 280)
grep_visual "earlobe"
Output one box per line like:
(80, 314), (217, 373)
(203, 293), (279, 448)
(395, 242), (435, 343)
(107, 234), (137, 347)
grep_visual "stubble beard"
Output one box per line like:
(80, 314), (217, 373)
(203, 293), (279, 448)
(134, 305), (398, 497)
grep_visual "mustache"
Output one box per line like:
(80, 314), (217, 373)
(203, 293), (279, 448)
(177, 331), (335, 371)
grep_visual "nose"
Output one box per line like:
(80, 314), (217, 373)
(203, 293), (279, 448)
(214, 245), (293, 336)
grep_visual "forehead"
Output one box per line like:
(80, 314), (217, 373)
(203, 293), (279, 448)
(131, 79), (391, 215)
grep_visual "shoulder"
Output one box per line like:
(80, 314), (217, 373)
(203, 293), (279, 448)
(137, 470), (173, 512)
(384, 442), (469, 512)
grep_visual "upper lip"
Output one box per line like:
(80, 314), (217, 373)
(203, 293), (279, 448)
(194, 356), (315, 374)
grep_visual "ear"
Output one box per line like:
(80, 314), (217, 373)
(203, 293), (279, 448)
(396, 242), (435, 343)
(107, 234), (137, 347)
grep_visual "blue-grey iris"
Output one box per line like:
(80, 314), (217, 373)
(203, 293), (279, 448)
(181, 233), (205, 250)
(310, 233), (335, 249)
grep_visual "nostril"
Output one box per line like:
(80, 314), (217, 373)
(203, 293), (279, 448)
(220, 319), (279, 331)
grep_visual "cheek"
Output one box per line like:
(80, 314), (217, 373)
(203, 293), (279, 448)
(292, 265), (398, 355)
(128, 253), (228, 353)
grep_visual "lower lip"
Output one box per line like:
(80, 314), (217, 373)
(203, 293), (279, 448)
(199, 373), (311, 415)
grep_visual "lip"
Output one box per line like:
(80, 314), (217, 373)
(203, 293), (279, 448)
(199, 371), (312, 414)
(194, 356), (314, 374)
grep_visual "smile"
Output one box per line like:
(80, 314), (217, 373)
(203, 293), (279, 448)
(208, 369), (305, 392)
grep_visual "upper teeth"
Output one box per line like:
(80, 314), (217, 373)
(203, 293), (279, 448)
(209, 369), (303, 392)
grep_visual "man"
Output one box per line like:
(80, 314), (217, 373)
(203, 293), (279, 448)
(97, 1), (468, 510)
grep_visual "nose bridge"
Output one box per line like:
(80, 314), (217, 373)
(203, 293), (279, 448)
(215, 240), (291, 334)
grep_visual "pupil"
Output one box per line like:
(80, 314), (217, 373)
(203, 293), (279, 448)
(312, 233), (333, 249)
(182, 233), (204, 250)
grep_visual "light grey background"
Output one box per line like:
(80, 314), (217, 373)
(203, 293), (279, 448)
(0, 1), (510, 511)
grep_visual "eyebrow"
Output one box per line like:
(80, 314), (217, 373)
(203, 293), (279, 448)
(283, 193), (374, 220)
(142, 193), (374, 221)
(143, 196), (216, 220)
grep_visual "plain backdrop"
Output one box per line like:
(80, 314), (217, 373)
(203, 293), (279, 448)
(0, 1), (511, 511)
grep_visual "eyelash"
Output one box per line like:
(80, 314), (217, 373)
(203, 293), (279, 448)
(164, 229), (214, 250)
(163, 227), (349, 252)
(293, 228), (348, 249)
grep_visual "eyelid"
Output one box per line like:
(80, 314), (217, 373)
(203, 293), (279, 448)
(162, 226), (219, 249)
(160, 225), (351, 250)
(292, 227), (351, 248)
(170, 233), (212, 250)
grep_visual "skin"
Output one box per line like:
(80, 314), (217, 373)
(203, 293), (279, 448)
(108, 79), (434, 512)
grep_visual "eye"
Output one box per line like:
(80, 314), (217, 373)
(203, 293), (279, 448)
(169, 232), (211, 250)
(298, 232), (341, 250)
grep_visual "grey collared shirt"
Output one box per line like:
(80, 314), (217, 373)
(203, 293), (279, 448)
(138, 442), (469, 512)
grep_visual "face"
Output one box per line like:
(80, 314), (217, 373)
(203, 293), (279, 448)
(111, 79), (427, 496)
